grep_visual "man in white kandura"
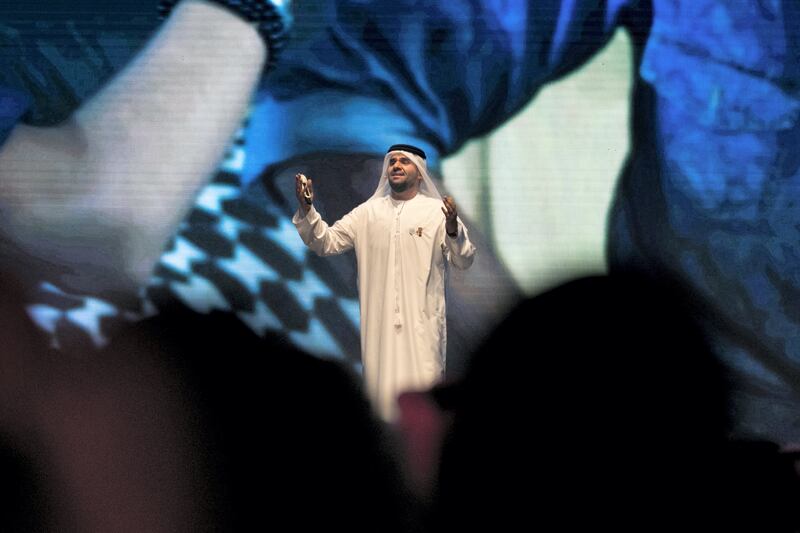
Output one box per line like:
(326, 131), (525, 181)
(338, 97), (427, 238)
(293, 144), (476, 421)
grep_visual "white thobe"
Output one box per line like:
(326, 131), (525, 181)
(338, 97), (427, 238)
(293, 194), (476, 421)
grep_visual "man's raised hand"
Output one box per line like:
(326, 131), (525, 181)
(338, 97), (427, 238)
(295, 173), (314, 212)
(442, 195), (458, 236)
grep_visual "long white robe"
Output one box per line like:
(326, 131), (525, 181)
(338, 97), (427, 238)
(293, 194), (475, 420)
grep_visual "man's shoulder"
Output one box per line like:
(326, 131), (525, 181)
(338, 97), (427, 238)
(340, 196), (388, 220)
(357, 196), (387, 211)
(357, 194), (439, 211)
(417, 195), (442, 206)
(361, 196), (385, 206)
(414, 195), (443, 213)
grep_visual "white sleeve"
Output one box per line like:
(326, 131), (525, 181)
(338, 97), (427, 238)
(444, 218), (476, 270)
(292, 204), (359, 256)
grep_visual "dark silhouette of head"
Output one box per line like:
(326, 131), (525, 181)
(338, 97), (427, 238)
(106, 301), (419, 531)
(432, 273), (800, 532)
(0, 288), (419, 531)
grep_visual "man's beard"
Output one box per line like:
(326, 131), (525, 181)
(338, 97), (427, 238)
(389, 176), (412, 193)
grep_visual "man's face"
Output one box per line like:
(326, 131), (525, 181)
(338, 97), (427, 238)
(387, 153), (421, 193)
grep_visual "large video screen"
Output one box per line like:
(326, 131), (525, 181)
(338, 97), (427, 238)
(0, 3), (631, 379)
(5, 3), (799, 451)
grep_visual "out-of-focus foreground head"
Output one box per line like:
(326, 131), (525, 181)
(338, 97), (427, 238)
(432, 273), (800, 532)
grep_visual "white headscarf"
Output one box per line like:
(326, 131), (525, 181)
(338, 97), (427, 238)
(370, 149), (442, 201)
